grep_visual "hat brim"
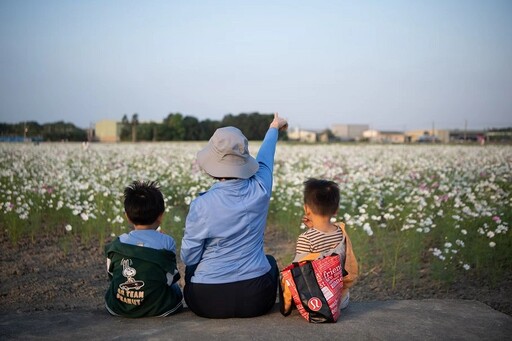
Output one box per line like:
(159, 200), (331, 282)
(197, 145), (259, 179)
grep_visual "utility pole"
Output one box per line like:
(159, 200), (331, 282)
(87, 122), (93, 142)
(464, 119), (467, 142)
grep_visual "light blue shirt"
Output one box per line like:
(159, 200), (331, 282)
(119, 229), (177, 253)
(180, 128), (278, 284)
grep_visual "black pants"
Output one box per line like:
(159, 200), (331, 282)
(184, 255), (278, 318)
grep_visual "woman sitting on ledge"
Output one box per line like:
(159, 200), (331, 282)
(180, 113), (287, 318)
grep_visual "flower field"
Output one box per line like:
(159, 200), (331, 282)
(1, 142), (511, 288)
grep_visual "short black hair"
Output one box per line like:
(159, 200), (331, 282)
(124, 180), (165, 225)
(303, 178), (340, 216)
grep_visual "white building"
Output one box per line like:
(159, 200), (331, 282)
(331, 124), (369, 141)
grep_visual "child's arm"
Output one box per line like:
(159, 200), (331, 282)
(339, 223), (358, 288)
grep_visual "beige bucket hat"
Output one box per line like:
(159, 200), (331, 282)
(196, 126), (259, 179)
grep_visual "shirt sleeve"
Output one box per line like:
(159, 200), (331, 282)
(295, 233), (312, 254)
(255, 128), (278, 193)
(164, 235), (177, 254)
(180, 199), (207, 266)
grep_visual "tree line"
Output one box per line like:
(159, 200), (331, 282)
(0, 121), (87, 142)
(119, 112), (284, 142)
(0, 112), (286, 142)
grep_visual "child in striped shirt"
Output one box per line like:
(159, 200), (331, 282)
(295, 178), (352, 309)
(295, 178), (343, 254)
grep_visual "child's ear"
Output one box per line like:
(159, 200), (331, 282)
(304, 204), (312, 216)
(156, 213), (164, 224)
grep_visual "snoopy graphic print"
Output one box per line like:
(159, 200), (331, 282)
(116, 258), (145, 305)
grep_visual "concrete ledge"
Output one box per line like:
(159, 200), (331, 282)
(1, 300), (511, 340)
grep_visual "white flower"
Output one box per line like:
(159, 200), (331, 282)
(486, 231), (495, 238)
(65, 224), (72, 232)
(80, 212), (89, 221)
(383, 213), (395, 220)
(173, 216), (181, 222)
(489, 241), (496, 248)
(461, 229), (467, 235)
(431, 248), (442, 257)
(496, 224), (508, 234)
(362, 222), (373, 236)
(463, 264), (470, 270)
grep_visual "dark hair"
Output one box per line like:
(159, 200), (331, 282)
(303, 178), (340, 216)
(124, 180), (165, 226)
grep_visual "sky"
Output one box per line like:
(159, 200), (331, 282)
(1, 0), (511, 131)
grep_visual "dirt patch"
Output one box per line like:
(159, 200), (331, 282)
(1, 230), (510, 316)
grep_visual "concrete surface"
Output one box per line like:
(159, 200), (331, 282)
(1, 299), (511, 340)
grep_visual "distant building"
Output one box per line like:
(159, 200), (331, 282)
(405, 129), (446, 143)
(447, 129), (487, 143)
(363, 130), (405, 143)
(331, 124), (369, 141)
(287, 127), (317, 143)
(486, 130), (512, 143)
(95, 120), (120, 142)
(318, 131), (331, 143)
(405, 129), (487, 143)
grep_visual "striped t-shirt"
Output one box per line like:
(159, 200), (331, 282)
(295, 225), (344, 254)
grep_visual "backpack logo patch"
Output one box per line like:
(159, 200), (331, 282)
(307, 297), (322, 311)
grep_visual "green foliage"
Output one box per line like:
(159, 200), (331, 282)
(1, 112), (288, 142)
(120, 115), (131, 141)
(0, 121), (87, 142)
